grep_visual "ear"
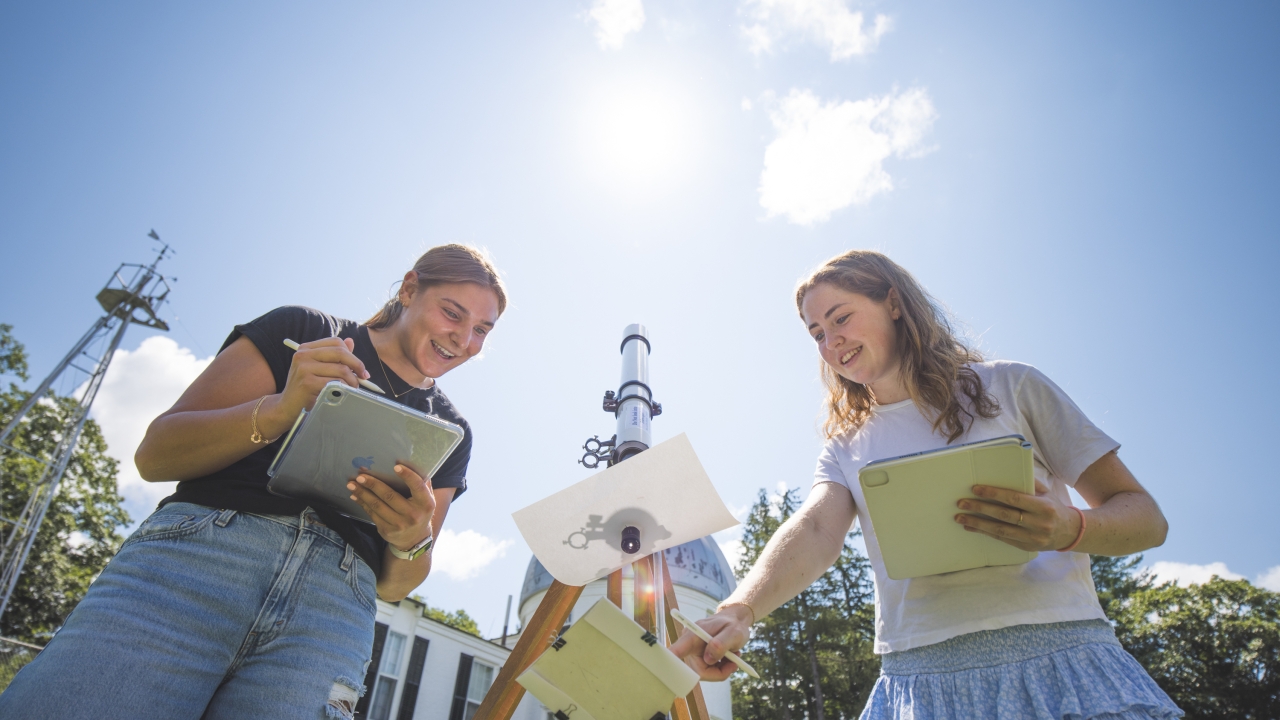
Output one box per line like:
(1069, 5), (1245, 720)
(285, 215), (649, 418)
(399, 271), (420, 305)
(886, 287), (902, 320)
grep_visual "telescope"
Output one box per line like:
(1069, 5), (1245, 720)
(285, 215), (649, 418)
(579, 323), (662, 469)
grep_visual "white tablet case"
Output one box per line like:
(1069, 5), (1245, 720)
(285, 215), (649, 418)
(266, 381), (463, 524)
(858, 435), (1037, 580)
(516, 598), (700, 720)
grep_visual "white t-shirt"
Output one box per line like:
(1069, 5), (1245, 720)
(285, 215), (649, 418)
(814, 361), (1119, 654)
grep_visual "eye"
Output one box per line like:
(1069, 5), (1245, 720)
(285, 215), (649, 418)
(835, 313), (851, 325)
(474, 326), (488, 337)
(813, 331), (825, 343)
(443, 308), (459, 321)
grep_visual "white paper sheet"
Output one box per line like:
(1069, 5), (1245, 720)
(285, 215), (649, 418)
(512, 433), (739, 586)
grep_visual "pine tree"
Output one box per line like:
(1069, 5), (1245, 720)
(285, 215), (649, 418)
(731, 487), (879, 720)
(0, 324), (130, 643)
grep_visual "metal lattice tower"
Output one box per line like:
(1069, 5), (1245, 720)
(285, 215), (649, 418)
(0, 233), (174, 621)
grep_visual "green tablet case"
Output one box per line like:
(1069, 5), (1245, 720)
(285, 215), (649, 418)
(858, 435), (1037, 580)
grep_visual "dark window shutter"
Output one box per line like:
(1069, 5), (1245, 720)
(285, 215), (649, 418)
(395, 636), (430, 720)
(355, 622), (389, 719)
(447, 653), (474, 720)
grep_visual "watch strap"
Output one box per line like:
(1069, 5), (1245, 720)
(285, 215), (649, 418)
(389, 533), (434, 561)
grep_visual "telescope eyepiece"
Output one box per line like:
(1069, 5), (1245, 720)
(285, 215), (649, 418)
(621, 526), (641, 554)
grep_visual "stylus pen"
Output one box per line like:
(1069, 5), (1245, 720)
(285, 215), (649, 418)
(282, 339), (386, 395)
(669, 608), (761, 679)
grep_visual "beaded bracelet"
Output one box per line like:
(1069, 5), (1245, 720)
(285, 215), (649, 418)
(1057, 506), (1087, 552)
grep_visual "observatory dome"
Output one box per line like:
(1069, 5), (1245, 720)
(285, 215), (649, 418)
(519, 536), (737, 609)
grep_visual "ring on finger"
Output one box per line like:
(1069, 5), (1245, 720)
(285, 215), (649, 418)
(1016, 511), (1024, 526)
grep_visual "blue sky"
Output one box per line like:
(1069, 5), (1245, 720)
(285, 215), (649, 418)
(2, 1), (1278, 636)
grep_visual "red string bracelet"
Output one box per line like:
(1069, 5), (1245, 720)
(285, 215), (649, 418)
(1057, 506), (1086, 552)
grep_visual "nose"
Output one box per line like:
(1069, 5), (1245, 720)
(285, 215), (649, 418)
(453, 327), (474, 353)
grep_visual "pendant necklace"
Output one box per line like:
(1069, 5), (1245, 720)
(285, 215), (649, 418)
(377, 356), (426, 399)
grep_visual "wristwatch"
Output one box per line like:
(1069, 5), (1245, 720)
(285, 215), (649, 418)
(389, 533), (434, 561)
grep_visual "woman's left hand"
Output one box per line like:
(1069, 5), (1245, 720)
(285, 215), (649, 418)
(955, 479), (1081, 552)
(348, 464), (437, 553)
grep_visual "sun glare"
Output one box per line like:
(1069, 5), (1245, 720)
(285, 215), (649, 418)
(579, 79), (700, 188)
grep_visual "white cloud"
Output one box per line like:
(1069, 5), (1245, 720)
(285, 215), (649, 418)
(759, 87), (937, 225)
(1257, 566), (1280, 592)
(741, 0), (891, 61)
(89, 336), (212, 520)
(1147, 561), (1244, 587)
(718, 538), (745, 575)
(431, 529), (513, 581)
(588, 0), (645, 50)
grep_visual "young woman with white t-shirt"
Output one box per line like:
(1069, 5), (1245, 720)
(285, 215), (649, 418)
(672, 250), (1182, 719)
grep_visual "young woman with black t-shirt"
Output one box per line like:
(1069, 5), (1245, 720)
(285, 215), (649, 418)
(0, 244), (507, 720)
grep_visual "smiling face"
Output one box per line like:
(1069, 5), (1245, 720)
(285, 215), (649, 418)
(800, 282), (908, 404)
(393, 280), (501, 380)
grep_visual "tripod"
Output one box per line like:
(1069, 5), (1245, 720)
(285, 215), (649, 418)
(474, 326), (710, 720)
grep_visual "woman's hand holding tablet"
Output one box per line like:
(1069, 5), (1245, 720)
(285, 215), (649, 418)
(348, 463), (438, 554)
(955, 478), (1084, 552)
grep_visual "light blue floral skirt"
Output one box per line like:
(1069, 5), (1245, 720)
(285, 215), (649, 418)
(860, 620), (1183, 720)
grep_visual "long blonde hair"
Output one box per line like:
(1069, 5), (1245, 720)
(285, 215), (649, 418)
(366, 244), (508, 330)
(795, 250), (998, 442)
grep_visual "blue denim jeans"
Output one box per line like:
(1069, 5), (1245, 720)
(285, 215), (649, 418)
(0, 503), (379, 719)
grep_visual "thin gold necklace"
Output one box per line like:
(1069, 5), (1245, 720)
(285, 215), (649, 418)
(377, 356), (424, 399)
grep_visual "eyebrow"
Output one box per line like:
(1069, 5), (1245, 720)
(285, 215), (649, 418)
(807, 303), (848, 330)
(442, 297), (496, 328)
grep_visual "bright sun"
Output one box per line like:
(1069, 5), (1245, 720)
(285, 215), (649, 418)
(579, 78), (700, 188)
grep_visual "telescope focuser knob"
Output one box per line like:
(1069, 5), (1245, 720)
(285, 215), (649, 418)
(602, 390), (618, 412)
(621, 526), (641, 554)
(651, 402), (662, 417)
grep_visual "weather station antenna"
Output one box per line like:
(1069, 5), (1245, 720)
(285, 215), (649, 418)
(0, 230), (175, 621)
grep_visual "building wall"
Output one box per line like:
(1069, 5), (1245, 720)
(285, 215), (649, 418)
(367, 599), (543, 720)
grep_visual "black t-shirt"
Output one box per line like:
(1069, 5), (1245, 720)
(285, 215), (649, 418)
(160, 306), (473, 574)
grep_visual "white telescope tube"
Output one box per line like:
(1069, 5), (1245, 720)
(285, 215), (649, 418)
(613, 323), (654, 464)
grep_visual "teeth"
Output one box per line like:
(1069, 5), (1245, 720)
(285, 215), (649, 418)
(431, 340), (456, 359)
(840, 348), (859, 364)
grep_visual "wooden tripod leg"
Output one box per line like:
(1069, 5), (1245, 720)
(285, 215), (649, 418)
(633, 555), (655, 629)
(661, 553), (711, 720)
(607, 568), (623, 607)
(473, 580), (584, 720)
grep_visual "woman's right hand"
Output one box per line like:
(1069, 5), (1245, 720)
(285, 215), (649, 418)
(670, 605), (754, 681)
(275, 337), (372, 420)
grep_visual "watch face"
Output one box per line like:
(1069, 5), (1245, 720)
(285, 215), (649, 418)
(409, 536), (433, 560)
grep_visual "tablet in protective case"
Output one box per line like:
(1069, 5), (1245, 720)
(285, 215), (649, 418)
(266, 381), (464, 524)
(859, 434), (1036, 580)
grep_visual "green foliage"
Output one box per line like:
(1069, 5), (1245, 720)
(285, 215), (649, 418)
(1110, 576), (1280, 719)
(409, 594), (482, 637)
(0, 329), (130, 643)
(0, 325), (29, 382)
(732, 488), (879, 720)
(1090, 552), (1154, 619)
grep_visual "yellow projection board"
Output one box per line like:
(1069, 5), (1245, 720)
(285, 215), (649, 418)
(516, 599), (700, 720)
